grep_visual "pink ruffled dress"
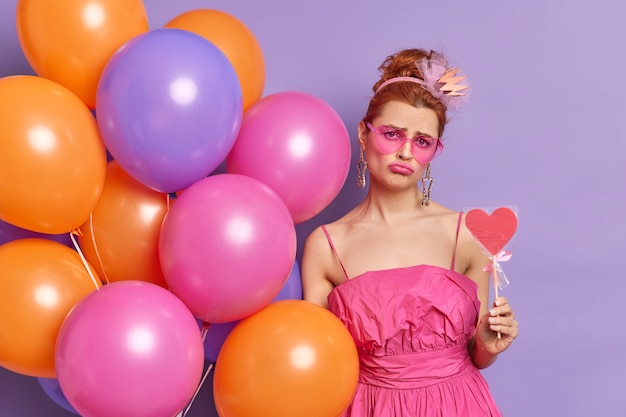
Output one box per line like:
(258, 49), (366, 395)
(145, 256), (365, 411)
(321, 215), (502, 417)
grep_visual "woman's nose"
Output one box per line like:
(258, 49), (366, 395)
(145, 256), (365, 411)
(397, 140), (413, 159)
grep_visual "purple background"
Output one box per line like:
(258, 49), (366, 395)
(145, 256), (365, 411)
(1, 1), (625, 416)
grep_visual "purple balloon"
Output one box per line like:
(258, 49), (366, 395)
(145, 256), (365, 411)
(202, 321), (238, 364)
(97, 28), (243, 193)
(274, 259), (303, 301)
(203, 260), (302, 362)
(0, 220), (72, 247)
(38, 378), (79, 415)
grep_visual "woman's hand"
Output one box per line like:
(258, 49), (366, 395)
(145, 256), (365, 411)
(476, 296), (519, 355)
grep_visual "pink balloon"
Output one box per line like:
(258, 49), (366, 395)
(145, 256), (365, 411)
(55, 281), (204, 417)
(226, 91), (351, 224)
(159, 173), (297, 323)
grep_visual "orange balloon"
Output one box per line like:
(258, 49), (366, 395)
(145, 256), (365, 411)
(214, 300), (359, 417)
(0, 238), (101, 378)
(164, 9), (265, 110)
(16, 0), (149, 108)
(78, 161), (169, 288)
(0, 75), (107, 234)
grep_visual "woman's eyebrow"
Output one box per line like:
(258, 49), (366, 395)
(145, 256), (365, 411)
(385, 124), (434, 138)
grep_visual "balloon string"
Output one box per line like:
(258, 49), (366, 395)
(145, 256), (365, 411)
(177, 323), (212, 417)
(88, 213), (110, 285)
(70, 230), (101, 291)
(184, 362), (213, 416)
(167, 192), (177, 211)
(181, 362), (214, 416)
(175, 323), (212, 417)
(201, 322), (211, 341)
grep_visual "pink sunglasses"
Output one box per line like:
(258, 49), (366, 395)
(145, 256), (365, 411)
(367, 122), (443, 164)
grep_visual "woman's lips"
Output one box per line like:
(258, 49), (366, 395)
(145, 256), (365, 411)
(389, 162), (415, 175)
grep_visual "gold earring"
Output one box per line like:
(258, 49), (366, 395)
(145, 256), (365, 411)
(421, 163), (434, 206)
(357, 147), (368, 189)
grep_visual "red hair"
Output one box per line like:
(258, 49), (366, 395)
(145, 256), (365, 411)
(363, 49), (448, 138)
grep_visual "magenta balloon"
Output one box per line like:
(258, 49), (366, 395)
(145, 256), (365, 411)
(226, 91), (351, 223)
(97, 28), (243, 193)
(55, 281), (204, 417)
(159, 173), (297, 324)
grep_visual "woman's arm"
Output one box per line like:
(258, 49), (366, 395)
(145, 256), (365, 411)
(300, 226), (336, 309)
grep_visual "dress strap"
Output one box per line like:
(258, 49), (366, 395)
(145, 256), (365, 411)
(320, 225), (350, 281)
(450, 212), (463, 271)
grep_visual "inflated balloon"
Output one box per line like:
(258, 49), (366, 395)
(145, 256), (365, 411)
(16, 0), (148, 108)
(165, 9), (265, 110)
(203, 259), (303, 362)
(227, 91), (351, 223)
(214, 300), (359, 417)
(0, 219), (72, 247)
(38, 378), (79, 415)
(0, 239), (101, 378)
(55, 281), (204, 417)
(202, 321), (238, 364)
(273, 259), (304, 301)
(159, 174), (297, 323)
(78, 161), (169, 288)
(97, 28), (243, 193)
(0, 75), (107, 234)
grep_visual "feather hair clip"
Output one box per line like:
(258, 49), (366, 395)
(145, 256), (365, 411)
(415, 52), (468, 110)
(375, 51), (469, 110)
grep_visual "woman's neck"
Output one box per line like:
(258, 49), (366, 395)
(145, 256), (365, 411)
(354, 182), (427, 224)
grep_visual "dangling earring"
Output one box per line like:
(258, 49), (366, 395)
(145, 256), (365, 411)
(357, 147), (368, 189)
(421, 163), (434, 206)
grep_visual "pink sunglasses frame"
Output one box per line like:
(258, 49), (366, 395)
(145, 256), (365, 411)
(366, 122), (443, 164)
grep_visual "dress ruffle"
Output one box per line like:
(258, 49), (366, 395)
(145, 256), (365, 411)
(328, 265), (501, 417)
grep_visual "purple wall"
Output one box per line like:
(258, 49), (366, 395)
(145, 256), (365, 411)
(1, 1), (625, 416)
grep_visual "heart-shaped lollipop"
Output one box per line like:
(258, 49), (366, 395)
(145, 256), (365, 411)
(465, 207), (518, 340)
(465, 207), (518, 255)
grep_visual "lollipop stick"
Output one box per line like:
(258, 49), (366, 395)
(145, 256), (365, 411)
(492, 261), (502, 340)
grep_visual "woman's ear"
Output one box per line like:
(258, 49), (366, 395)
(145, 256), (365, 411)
(357, 120), (367, 147)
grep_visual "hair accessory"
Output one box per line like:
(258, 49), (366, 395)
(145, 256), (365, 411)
(375, 52), (468, 110)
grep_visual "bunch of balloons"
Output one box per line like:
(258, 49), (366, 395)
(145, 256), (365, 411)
(0, 1), (357, 416)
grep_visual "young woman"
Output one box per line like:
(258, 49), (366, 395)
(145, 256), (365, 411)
(301, 48), (518, 416)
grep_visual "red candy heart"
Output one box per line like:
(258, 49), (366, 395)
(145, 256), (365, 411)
(465, 208), (518, 255)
